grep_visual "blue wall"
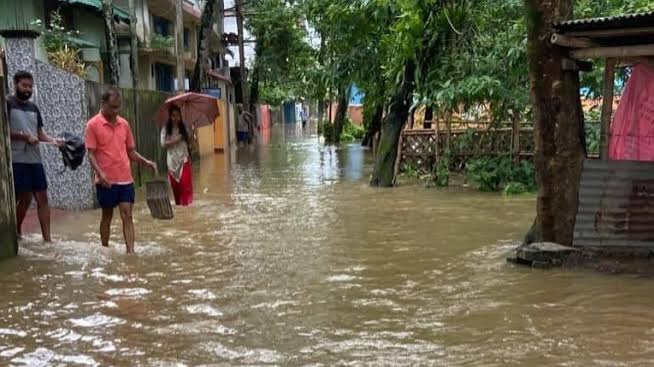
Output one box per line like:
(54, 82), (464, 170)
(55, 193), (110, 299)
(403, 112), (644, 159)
(349, 85), (364, 106)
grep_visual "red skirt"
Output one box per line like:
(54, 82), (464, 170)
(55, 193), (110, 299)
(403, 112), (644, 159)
(168, 160), (193, 206)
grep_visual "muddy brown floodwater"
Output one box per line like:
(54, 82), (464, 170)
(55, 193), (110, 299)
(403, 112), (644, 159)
(1, 125), (654, 366)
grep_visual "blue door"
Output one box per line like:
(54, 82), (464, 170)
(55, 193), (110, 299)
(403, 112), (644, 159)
(154, 63), (174, 92)
(283, 102), (296, 124)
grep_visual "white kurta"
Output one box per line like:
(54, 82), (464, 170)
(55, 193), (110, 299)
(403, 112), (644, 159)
(160, 126), (189, 182)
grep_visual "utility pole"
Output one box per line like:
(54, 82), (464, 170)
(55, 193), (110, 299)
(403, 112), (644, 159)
(235, 0), (248, 110)
(175, 0), (185, 93)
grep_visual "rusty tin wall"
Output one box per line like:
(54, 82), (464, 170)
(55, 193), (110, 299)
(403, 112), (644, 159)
(574, 159), (654, 248)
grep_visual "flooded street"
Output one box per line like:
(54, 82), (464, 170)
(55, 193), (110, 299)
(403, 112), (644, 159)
(2, 125), (654, 366)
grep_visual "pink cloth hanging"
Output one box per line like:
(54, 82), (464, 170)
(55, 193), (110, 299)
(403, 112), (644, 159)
(609, 63), (654, 161)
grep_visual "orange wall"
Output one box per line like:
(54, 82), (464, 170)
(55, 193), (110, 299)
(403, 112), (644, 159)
(328, 103), (364, 125)
(197, 124), (214, 156)
(214, 100), (227, 152)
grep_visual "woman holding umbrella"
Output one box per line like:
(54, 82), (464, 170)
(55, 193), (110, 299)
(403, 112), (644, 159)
(155, 92), (220, 206)
(160, 106), (193, 206)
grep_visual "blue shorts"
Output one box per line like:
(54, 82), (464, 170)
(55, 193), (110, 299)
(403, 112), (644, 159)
(237, 131), (250, 142)
(13, 163), (48, 195)
(96, 184), (135, 209)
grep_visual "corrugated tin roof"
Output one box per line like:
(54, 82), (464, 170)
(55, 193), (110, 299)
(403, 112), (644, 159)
(62, 0), (130, 22)
(554, 11), (654, 33)
(65, 35), (98, 48)
(574, 159), (654, 249)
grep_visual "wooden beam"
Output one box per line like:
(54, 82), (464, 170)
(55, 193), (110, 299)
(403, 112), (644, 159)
(600, 58), (616, 161)
(571, 44), (654, 59)
(512, 115), (520, 166)
(567, 27), (654, 39)
(551, 33), (596, 48)
(392, 132), (404, 186)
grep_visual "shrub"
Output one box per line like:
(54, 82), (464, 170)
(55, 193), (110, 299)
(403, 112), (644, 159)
(466, 155), (536, 194)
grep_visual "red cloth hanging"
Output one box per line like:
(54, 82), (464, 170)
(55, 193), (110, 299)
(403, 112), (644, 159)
(609, 63), (654, 161)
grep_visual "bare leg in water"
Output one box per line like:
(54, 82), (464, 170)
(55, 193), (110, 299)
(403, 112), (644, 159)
(101, 208), (113, 247)
(119, 202), (135, 254)
(15, 192), (33, 240)
(33, 190), (52, 242)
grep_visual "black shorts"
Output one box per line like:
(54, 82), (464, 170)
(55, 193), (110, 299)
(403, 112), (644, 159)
(96, 184), (135, 209)
(12, 163), (48, 195)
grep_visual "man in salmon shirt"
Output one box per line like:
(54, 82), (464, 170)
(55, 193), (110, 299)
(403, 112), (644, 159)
(85, 87), (157, 254)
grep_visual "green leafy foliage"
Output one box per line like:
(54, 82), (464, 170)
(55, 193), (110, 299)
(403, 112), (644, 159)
(401, 163), (420, 179)
(246, 0), (316, 104)
(341, 119), (365, 142)
(31, 11), (81, 54)
(466, 156), (536, 193)
(151, 34), (174, 50)
(321, 119), (364, 143)
(585, 122), (600, 156)
(245, 0), (652, 187)
(30, 11), (86, 77)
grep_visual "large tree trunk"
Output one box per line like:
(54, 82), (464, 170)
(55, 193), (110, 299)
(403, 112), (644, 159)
(318, 100), (325, 123)
(128, 0), (139, 89)
(362, 102), (383, 148)
(190, 0), (217, 92)
(330, 88), (348, 143)
(249, 65), (259, 112)
(249, 44), (261, 112)
(523, 0), (585, 246)
(370, 61), (416, 187)
(102, 0), (120, 85)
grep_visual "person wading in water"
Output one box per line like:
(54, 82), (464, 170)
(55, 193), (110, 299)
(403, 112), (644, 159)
(160, 105), (193, 206)
(84, 87), (157, 254)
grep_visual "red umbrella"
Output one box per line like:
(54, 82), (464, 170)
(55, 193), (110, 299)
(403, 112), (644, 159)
(154, 92), (220, 128)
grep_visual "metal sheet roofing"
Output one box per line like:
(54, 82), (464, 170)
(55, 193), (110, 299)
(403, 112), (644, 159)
(554, 11), (654, 33)
(62, 0), (130, 22)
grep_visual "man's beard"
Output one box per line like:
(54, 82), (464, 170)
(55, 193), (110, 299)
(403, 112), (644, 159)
(16, 91), (32, 101)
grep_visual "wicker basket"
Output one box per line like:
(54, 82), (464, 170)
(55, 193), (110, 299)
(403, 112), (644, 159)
(146, 180), (174, 220)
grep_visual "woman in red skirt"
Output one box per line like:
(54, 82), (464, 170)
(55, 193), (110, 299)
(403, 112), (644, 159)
(160, 106), (193, 206)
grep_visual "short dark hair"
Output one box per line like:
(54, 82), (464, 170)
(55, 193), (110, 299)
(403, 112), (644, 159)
(13, 70), (33, 85)
(101, 86), (121, 102)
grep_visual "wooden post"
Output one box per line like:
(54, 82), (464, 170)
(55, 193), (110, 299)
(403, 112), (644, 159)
(446, 111), (452, 152)
(434, 113), (440, 158)
(0, 75), (18, 259)
(175, 0), (185, 93)
(512, 114), (520, 165)
(392, 131), (404, 186)
(600, 58), (616, 160)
